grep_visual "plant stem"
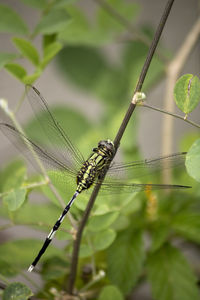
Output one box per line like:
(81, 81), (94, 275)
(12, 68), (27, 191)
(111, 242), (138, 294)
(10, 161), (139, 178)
(141, 102), (200, 129)
(67, 0), (175, 294)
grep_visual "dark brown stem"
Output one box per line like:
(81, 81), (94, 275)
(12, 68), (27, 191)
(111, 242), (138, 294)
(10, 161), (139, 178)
(67, 0), (175, 294)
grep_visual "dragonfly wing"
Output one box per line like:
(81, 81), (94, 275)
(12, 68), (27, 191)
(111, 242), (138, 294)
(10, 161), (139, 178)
(107, 152), (187, 179)
(98, 180), (191, 194)
(0, 123), (77, 177)
(25, 85), (84, 170)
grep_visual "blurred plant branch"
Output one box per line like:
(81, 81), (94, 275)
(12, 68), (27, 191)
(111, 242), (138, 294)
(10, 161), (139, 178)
(68, 0), (175, 294)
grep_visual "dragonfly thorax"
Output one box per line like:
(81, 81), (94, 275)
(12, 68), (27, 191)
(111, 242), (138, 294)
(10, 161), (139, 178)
(76, 139), (115, 193)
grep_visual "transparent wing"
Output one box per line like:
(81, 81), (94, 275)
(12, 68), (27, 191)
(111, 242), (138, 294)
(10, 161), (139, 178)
(98, 181), (191, 194)
(25, 85), (84, 171)
(107, 152), (186, 179)
(0, 123), (77, 177)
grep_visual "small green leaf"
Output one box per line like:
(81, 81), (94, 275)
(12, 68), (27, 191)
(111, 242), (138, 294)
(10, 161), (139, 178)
(174, 74), (200, 114)
(93, 229), (116, 251)
(107, 229), (145, 294)
(98, 285), (124, 300)
(12, 37), (40, 66)
(0, 4), (28, 35)
(20, 0), (48, 9)
(172, 213), (200, 243)
(3, 187), (27, 211)
(147, 244), (199, 300)
(35, 8), (70, 34)
(5, 63), (27, 81)
(185, 138), (200, 182)
(41, 41), (62, 68)
(1, 160), (26, 191)
(97, 0), (139, 33)
(3, 282), (33, 300)
(0, 53), (18, 69)
(88, 211), (119, 232)
(22, 70), (41, 84)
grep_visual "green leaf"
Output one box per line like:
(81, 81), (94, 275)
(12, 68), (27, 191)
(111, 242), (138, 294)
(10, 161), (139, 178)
(97, 0), (139, 33)
(3, 282), (33, 300)
(20, 0), (48, 9)
(56, 45), (109, 91)
(0, 4), (28, 35)
(185, 138), (200, 182)
(147, 244), (199, 300)
(22, 70), (41, 84)
(79, 229), (116, 258)
(174, 74), (200, 114)
(88, 211), (119, 232)
(0, 53), (18, 69)
(41, 41), (62, 68)
(107, 229), (145, 294)
(98, 285), (124, 300)
(12, 37), (40, 66)
(93, 229), (116, 251)
(0, 239), (63, 270)
(150, 222), (170, 252)
(35, 8), (71, 34)
(1, 160), (26, 192)
(5, 63), (27, 81)
(172, 213), (200, 243)
(58, 6), (94, 45)
(3, 187), (27, 211)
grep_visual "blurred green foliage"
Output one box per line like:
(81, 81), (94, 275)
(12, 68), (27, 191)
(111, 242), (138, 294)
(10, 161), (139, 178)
(0, 0), (200, 300)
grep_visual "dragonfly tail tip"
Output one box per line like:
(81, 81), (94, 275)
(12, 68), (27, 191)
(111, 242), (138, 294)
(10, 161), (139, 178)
(27, 265), (34, 272)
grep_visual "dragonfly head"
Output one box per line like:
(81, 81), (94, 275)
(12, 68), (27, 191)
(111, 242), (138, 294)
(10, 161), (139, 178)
(93, 139), (115, 157)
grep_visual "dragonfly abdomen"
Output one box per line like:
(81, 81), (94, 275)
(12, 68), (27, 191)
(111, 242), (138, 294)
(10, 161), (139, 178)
(76, 160), (97, 192)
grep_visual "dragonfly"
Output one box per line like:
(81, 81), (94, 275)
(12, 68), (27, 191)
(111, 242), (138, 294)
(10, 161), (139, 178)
(0, 85), (191, 272)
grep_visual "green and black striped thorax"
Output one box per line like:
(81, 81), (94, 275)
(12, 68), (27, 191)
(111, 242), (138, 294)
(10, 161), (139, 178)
(76, 139), (115, 193)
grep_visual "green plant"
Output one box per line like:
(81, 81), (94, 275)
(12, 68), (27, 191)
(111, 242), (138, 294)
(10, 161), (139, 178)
(0, 1), (200, 300)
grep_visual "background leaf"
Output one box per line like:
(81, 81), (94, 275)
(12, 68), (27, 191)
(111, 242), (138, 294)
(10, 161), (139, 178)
(5, 63), (27, 81)
(107, 229), (145, 294)
(186, 138), (200, 182)
(174, 74), (200, 114)
(147, 244), (199, 300)
(41, 41), (62, 68)
(0, 4), (28, 35)
(35, 8), (70, 34)
(98, 285), (124, 300)
(12, 37), (40, 66)
(172, 213), (200, 243)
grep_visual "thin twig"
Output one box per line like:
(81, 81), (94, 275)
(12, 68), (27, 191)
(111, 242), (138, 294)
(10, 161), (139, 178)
(161, 17), (200, 182)
(94, 0), (167, 62)
(67, 0), (175, 294)
(141, 102), (200, 129)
